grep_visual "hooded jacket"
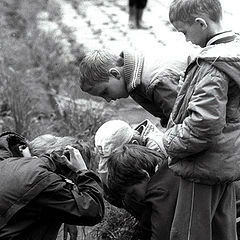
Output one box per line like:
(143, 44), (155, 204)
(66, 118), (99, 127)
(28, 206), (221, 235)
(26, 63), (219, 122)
(163, 33), (240, 184)
(121, 50), (188, 127)
(0, 132), (104, 240)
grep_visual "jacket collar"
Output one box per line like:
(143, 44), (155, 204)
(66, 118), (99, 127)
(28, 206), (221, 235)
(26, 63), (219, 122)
(206, 31), (237, 46)
(121, 51), (144, 92)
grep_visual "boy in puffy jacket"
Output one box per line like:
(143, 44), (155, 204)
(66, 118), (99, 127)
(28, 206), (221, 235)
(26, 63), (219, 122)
(162, 0), (240, 239)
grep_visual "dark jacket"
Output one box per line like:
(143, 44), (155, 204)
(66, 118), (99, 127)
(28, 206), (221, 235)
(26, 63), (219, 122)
(106, 161), (179, 240)
(0, 135), (104, 240)
(121, 50), (187, 127)
(163, 33), (240, 184)
(145, 162), (179, 240)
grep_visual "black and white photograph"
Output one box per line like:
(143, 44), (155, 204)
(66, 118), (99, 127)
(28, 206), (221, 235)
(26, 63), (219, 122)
(0, 0), (240, 239)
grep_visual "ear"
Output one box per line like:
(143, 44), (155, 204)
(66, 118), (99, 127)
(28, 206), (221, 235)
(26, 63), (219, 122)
(195, 18), (208, 30)
(19, 145), (32, 157)
(109, 68), (121, 80)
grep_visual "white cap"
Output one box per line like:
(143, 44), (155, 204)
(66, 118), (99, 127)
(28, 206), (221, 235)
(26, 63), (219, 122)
(95, 120), (134, 175)
(95, 120), (134, 157)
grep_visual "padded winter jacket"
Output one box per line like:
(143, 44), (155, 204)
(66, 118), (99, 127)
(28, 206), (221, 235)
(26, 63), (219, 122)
(121, 50), (188, 127)
(163, 33), (240, 184)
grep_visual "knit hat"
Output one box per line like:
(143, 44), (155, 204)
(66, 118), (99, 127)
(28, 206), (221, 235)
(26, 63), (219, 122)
(95, 120), (135, 173)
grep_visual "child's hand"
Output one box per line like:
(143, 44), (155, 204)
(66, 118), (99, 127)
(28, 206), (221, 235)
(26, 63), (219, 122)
(51, 146), (88, 172)
(63, 145), (88, 172)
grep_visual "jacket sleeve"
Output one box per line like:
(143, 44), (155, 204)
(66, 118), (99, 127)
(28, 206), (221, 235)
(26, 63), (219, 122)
(34, 170), (104, 226)
(163, 63), (229, 159)
(151, 69), (180, 127)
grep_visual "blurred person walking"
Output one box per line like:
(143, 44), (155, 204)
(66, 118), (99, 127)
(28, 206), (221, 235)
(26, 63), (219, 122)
(128, 0), (150, 29)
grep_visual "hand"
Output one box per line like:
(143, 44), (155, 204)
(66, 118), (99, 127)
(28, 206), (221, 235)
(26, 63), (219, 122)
(51, 146), (88, 173)
(63, 145), (88, 172)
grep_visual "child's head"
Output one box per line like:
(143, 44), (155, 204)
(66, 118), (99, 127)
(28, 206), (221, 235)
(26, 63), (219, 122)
(107, 144), (164, 220)
(169, 0), (223, 47)
(29, 134), (76, 156)
(79, 50), (129, 102)
(95, 120), (138, 174)
(29, 134), (92, 168)
(107, 144), (165, 197)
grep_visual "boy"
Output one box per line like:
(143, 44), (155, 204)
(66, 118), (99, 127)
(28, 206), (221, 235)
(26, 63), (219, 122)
(94, 120), (179, 240)
(95, 119), (166, 186)
(0, 132), (104, 240)
(79, 48), (189, 127)
(162, 0), (240, 239)
(108, 144), (179, 240)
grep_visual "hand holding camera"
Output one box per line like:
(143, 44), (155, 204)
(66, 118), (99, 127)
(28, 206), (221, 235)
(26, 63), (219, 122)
(51, 145), (88, 173)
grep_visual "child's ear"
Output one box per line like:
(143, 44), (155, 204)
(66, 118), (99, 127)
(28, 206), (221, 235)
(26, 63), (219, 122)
(195, 18), (208, 30)
(109, 68), (121, 80)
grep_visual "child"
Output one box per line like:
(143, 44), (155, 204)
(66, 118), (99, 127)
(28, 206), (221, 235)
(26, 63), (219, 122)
(95, 120), (179, 240)
(79, 48), (189, 127)
(96, 118), (240, 239)
(0, 132), (104, 240)
(108, 144), (180, 240)
(94, 119), (166, 185)
(162, 0), (240, 239)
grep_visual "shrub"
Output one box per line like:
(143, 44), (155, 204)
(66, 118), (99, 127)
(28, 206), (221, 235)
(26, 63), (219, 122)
(90, 201), (139, 240)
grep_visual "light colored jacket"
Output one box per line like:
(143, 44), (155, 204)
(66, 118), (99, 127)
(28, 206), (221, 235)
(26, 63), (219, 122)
(135, 119), (165, 152)
(121, 50), (188, 127)
(163, 35), (240, 184)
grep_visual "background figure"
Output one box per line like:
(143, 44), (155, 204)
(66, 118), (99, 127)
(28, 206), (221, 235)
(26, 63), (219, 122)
(128, 0), (149, 29)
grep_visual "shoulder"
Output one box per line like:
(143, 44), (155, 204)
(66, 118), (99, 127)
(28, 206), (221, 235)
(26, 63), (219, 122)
(197, 37), (240, 60)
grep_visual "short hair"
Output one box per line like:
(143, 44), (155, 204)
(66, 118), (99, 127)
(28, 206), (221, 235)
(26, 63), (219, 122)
(29, 134), (92, 167)
(107, 144), (166, 194)
(79, 50), (120, 92)
(29, 134), (76, 156)
(169, 0), (222, 25)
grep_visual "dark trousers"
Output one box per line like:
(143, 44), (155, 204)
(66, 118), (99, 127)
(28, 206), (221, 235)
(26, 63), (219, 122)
(129, 0), (147, 9)
(170, 178), (237, 240)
